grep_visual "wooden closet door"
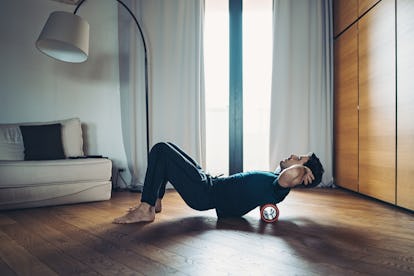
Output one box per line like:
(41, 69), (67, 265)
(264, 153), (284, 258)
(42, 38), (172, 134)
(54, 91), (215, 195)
(358, 0), (381, 16)
(397, 0), (414, 210)
(334, 24), (359, 192)
(333, 0), (358, 37)
(358, 0), (396, 204)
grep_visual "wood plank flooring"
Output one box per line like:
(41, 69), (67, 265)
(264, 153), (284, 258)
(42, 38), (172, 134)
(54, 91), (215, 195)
(0, 188), (413, 275)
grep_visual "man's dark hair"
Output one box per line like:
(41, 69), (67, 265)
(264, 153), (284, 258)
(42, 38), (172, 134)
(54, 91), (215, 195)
(302, 153), (324, 188)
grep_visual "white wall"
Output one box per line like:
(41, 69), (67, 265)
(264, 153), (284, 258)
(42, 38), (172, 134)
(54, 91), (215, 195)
(0, 0), (128, 184)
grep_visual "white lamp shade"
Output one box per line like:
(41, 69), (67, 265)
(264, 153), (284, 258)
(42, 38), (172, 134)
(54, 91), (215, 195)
(36, 11), (90, 63)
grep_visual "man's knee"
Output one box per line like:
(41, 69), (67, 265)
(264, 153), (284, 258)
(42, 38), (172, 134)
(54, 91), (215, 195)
(150, 142), (178, 161)
(151, 142), (169, 153)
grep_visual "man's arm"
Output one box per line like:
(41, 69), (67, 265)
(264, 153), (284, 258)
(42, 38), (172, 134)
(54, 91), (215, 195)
(278, 165), (315, 188)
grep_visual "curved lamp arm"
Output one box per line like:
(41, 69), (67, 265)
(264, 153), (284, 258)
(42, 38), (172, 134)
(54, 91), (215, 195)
(75, 0), (148, 58)
(36, 0), (150, 158)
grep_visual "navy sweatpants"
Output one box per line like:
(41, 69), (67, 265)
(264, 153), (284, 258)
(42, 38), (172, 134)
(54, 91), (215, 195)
(140, 142), (215, 211)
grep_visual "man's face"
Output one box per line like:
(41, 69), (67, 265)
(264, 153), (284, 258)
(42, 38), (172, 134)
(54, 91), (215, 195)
(280, 154), (310, 170)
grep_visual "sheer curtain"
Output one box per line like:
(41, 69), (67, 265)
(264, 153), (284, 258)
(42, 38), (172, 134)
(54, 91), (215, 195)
(118, 0), (205, 189)
(269, 0), (334, 187)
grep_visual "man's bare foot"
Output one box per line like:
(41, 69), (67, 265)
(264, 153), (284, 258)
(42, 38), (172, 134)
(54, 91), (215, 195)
(113, 202), (155, 224)
(127, 199), (162, 213)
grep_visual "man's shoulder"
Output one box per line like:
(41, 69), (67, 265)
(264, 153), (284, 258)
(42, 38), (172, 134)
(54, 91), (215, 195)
(242, 171), (278, 181)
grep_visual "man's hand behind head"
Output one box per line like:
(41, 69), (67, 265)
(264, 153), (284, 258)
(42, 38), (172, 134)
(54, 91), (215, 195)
(278, 165), (314, 188)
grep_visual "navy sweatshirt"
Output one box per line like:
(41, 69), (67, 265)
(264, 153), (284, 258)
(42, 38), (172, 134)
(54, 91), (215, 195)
(211, 171), (290, 218)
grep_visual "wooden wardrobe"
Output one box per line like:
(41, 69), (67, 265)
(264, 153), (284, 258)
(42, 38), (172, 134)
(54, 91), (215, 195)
(333, 0), (414, 211)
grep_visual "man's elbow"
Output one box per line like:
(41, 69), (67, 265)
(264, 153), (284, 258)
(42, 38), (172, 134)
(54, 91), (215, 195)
(278, 166), (305, 188)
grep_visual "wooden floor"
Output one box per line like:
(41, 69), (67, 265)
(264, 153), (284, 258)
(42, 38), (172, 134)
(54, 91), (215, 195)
(0, 188), (413, 276)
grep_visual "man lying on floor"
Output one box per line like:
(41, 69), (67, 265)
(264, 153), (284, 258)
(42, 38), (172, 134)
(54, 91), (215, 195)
(113, 142), (324, 224)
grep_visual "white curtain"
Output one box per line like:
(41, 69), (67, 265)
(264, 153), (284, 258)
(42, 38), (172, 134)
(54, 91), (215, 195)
(118, 0), (205, 189)
(269, 0), (334, 187)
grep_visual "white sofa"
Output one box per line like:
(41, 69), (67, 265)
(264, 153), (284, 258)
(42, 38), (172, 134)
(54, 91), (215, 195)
(0, 118), (112, 210)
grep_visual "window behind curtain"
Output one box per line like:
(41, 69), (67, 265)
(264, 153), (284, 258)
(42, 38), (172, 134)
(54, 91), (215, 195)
(204, 0), (272, 175)
(204, 0), (229, 175)
(242, 0), (272, 171)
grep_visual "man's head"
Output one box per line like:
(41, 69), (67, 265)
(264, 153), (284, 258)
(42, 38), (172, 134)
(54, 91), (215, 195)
(279, 153), (324, 188)
(302, 153), (324, 188)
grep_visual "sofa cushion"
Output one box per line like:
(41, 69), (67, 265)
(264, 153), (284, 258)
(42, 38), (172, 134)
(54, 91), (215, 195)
(0, 158), (112, 187)
(20, 124), (65, 160)
(0, 125), (23, 160)
(0, 158), (113, 210)
(0, 118), (84, 160)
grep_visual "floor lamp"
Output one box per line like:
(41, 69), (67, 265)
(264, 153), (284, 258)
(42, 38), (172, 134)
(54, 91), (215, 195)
(36, 0), (150, 191)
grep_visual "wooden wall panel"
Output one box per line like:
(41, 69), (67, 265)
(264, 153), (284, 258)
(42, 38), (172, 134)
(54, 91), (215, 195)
(333, 0), (358, 37)
(334, 25), (359, 192)
(358, 0), (381, 16)
(397, 0), (414, 210)
(358, 0), (395, 204)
